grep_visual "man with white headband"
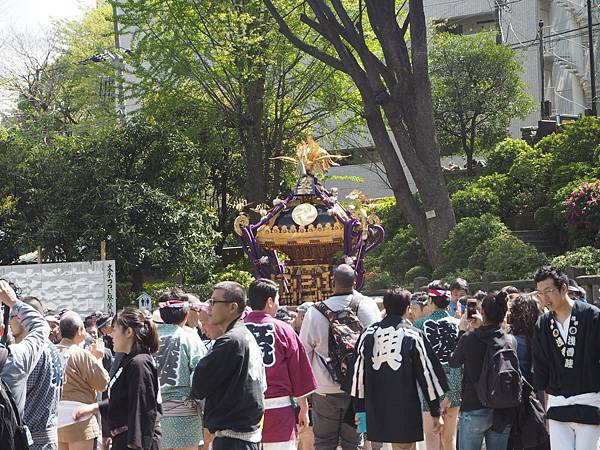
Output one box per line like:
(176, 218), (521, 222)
(155, 289), (207, 450)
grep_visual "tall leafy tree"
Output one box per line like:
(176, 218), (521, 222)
(263, 0), (455, 266)
(1, 121), (219, 290)
(0, 4), (116, 138)
(114, 0), (359, 206)
(430, 32), (533, 173)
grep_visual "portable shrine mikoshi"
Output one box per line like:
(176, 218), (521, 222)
(234, 139), (384, 305)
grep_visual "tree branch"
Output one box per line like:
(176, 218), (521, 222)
(262, 0), (347, 73)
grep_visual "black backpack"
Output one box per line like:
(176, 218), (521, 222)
(315, 293), (363, 393)
(509, 379), (549, 449)
(476, 334), (522, 409)
(0, 347), (31, 450)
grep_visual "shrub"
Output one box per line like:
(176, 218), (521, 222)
(551, 246), (600, 274)
(468, 235), (548, 280)
(370, 197), (407, 236)
(537, 116), (600, 164)
(564, 179), (600, 246)
(208, 264), (255, 287)
(431, 263), (454, 280)
(442, 268), (482, 284)
(362, 271), (398, 293)
(470, 173), (513, 217)
(508, 146), (554, 214)
(451, 186), (500, 219)
(442, 214), (511, 273)
(446, 176), (477, 195)
(486, 138), (532, 174)
(565, 180), (600, 228)
(143, 281), (214, 304)
(404, 265), (432, 286)
(377, 225), (429, 278)
(549, 162), (594, 194)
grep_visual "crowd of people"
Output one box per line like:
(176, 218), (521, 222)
(0, 263), (598, 450)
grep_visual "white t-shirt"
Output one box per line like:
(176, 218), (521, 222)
(299, 293), (382, 395)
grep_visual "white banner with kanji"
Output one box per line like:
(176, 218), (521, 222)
(0, 260), (117, 316)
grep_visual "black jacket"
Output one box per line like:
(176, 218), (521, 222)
(100, 353), (161, 450)
(191, 318), (265, 434)
(533, 300), (600, 397)
(352, 315), (448, 443)
(450, 324), (517, 432)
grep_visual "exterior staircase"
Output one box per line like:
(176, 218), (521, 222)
(511, 229), (560, 255)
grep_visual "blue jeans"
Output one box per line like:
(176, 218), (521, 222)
(458, 409), (510, 450)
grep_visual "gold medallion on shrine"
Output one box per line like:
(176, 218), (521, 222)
(291, 203), (318, 226)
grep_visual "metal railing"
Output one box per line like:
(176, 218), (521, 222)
(546, 85), (588, 114)
(545, 33), (588, 76)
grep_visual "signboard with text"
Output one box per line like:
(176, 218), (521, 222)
(0, 260), (117, 316)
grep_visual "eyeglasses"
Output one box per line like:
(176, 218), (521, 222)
(537, 287), (557, 297)
(207, 298), (235, 307)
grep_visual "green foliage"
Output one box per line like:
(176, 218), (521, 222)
(446, 176), (475, 195)
(536, 117), (600, 165)
(486, 139), (532, 174)
(404, 265), (432, 286)
(378, 226), (429, 278)
(468, 235), (548, 280)
(362, 271), (397, 293)
(549, 163), (595, 195)
(442, 214), (511, 274)
(0, 120), (221, 286)
(451, 186), (499, 220)
(115, 0), (360, 204)
(430, 32), (533, 167)
(1, 5), (116, 139)
(551, 247), (600, 275)
(471, 173), (513, 217)
(534, 206), (556, 233)
(208, 264), (255, 288)
(508, 145), (554, 214)
(441, 268), (482, 284)
(370, 197), (407, 237)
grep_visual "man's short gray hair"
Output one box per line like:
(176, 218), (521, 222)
(213, 281), (247, 314)
(59, 311), (84, 340)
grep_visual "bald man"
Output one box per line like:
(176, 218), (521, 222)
(299, 264), (381, 450)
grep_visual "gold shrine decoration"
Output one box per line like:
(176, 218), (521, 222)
(272, 137), (348, 176)
(234, 214), (250, 236)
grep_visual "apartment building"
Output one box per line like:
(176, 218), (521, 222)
(424, 0), (600, 134)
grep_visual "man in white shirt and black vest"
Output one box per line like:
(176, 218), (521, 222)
(533, 266), (600, 449)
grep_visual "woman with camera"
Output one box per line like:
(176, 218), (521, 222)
(449, 291), (518, 450)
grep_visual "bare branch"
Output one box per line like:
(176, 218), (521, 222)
(262, 0), (347, 73)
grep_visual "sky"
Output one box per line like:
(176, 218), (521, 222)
(0, 0), (96, 113)
(0, 0), (96, 33)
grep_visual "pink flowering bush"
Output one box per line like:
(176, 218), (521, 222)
(565, 180), (600, 240)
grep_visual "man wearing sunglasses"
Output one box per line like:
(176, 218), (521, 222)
(191, 281), (266, 450)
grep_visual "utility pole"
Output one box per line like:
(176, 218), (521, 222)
(587, 0), (597, 116)
(539, 20), (546, 119)
(112, 3), (125, 122)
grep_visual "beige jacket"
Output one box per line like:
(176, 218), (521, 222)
(57, 339), (109, 443)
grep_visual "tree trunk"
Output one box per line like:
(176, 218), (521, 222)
(466, 117), (477, 175)
(262, 0), (457, 268)
(130, 266), (145, 293)
(240, 76), (269, 206)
